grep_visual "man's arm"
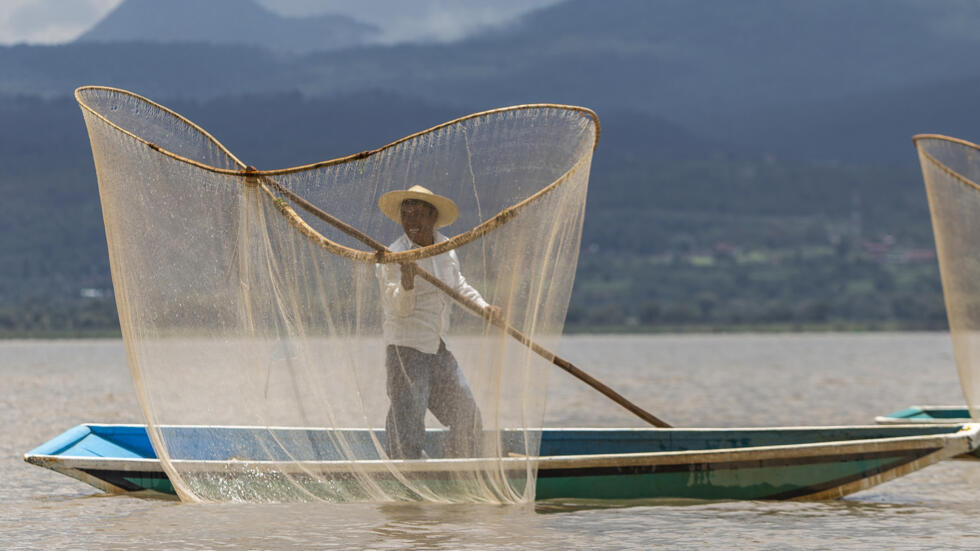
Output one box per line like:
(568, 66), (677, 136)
(451, 254), (501, 319)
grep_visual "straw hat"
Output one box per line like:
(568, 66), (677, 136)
(378, 185), (459, 228)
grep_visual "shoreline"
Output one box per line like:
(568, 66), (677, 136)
(0, 321), (949, 340)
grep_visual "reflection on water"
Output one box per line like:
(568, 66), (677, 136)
(73, 502), (555, 550)
(534, 497), (737, 514)
(3, 334), (980, 550)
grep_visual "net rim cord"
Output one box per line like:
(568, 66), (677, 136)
(913, 133), (980, 152)
(914, 134), (980, 194)
(74, 85), (600, 174)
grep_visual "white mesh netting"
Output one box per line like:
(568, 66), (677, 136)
(916, 134), (980, 420)
(77, 86), (598, 503)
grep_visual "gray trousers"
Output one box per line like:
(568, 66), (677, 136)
(385, 341), (483, 459)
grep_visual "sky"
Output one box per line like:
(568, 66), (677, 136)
(0, 0), (559, 46)
(0, 0), (122, 44)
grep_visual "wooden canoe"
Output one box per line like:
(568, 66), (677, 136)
(24, 423), (980, 502)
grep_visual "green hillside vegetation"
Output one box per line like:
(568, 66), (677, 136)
(0, 94), (945, 336)
(569, 158), (944, 331)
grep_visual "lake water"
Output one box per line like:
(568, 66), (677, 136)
(3, 333), (979, 549)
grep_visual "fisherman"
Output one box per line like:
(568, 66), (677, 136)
(376, 185), (500, 459)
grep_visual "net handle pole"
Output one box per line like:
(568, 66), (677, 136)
(260, 176), (672, 428)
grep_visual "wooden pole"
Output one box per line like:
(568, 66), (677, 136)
(258, 175), (672, 428)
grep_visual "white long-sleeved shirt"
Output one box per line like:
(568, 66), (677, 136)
(376, 232), (490, 354)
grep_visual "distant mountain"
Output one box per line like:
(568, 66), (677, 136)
(4, 0), (980, 163)
(727, 75), (980, 163)
(76, 0), (378, 53)
(177, 96), (727, 169)
(478, 0), (980, 130)
(257, 0), (561, 44)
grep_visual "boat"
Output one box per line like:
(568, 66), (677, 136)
(876, 405), (972, 425)
(876, 406), (979, 460)
(25, 423), (980, 501)
(877, 406), (980, 459)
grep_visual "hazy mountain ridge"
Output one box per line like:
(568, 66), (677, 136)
(732, 74), (980, 162)
(76, 0), (379, 53)
(254, 0), (562, 44)
(3, 0), (980, 162)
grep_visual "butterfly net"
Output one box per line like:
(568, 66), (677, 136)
(915, 135), (980, 420)
(76, 86), (597, 503)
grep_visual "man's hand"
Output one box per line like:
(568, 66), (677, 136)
(400, 263), (416, 290)
(485, 305), (502, 320)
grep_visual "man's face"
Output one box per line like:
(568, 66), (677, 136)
(400, 199), (438, 245)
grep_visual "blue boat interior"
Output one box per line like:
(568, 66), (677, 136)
(26, 424), (970, 462)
